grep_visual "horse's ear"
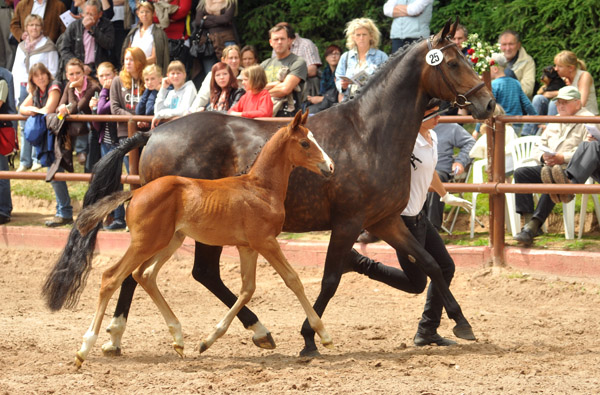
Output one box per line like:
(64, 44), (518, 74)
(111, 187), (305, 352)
(301, 109), (309, 125)
(291, 109), (303, 130)
(435, 19), (452, 45)
(449, 17), (459, 38)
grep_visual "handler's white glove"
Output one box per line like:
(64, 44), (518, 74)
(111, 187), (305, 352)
(440, 192), (472, 211)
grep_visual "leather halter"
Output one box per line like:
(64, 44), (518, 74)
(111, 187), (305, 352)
(427, 36), (485, 108)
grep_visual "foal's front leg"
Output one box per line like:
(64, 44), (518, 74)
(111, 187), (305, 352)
(199, 246), (259, 353)
(256, 238), (333, 350)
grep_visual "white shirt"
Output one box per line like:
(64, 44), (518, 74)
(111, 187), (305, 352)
(402, 129), (437, 216)
(12, 36), (59, 94)
(31, 0), (47, 18)
(383, 0), (434, 18)
(131, 24), (154, 58)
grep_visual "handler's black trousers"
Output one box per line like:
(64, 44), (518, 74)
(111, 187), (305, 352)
(354, 211), (455, 334)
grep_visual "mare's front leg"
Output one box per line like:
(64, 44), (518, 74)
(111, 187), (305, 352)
(255, 238), (333, 350)
(368, 213), (475, 340)
(191, 242), (275, 349)
(199, 246), (259, 353)
(300, 220), (363, 357)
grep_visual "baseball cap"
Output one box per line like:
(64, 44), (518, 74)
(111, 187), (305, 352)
(552, 86), (581, 101)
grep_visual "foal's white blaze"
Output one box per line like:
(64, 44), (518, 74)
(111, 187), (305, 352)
(307, 131), (334, 174)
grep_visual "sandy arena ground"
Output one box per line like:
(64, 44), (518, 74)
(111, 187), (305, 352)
(1, 247), (600, 394)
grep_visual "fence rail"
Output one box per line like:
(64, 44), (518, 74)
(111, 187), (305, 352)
(2, 113), (600, 266)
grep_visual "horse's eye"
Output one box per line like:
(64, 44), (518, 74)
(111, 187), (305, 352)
(300, 141), (310, 149)
(448, 60), (458, 68)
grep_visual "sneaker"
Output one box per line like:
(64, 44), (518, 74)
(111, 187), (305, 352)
(77, 152), (87, 165)
(16, 164), (30, 172)
(0, 215), (10, 225)
(31, 163), (43, 171)
(540, 165), (560, 204)
(45, 216), (74, 227)
(103, 219), (126, 231)
(551, 165), (575, 203)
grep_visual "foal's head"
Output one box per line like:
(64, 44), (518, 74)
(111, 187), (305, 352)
(283, 110), (334, 177)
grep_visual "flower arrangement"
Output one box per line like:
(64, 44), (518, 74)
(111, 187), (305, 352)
(462, 33), (501, 74)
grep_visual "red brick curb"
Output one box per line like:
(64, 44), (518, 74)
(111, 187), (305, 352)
(2, 226), (599, 279)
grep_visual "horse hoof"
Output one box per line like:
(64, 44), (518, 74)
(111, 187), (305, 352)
(321, 339), (334, 349)
(101, 343), (122, 357)
(173, 344), (184, 358)
(74, 352), (84, 369)
(252, 332), (276, 350)
(453, 323), (476, 341)
(299, 347), (320, 358)
(199, 341), (209, 354)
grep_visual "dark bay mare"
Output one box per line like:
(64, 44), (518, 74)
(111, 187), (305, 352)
(43, 20), (495, 357)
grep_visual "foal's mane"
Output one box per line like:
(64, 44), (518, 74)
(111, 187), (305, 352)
(347, 38), (426, 103)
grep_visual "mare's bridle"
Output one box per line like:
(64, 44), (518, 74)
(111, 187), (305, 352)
(426, 36), (485, 110)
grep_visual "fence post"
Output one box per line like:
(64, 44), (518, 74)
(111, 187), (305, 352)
(491, 119), (506, 266)
(127, 120), (140, 189)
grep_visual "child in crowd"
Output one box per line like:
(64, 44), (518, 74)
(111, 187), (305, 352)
(136, 64), (162, 129)
(229, 65), (273, 118)
(205, 62), (244, 112)
(151, 60), (196, 128)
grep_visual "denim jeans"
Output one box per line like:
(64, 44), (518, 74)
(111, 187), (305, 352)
(50, 167), (73, 219)
(100, 141), (125, 222)
(0, 154), (12, 218)
(18, 84), (39, 168)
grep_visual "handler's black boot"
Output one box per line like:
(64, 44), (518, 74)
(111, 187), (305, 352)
(513, 218), (542, 247)
(413, 331), (457, 347)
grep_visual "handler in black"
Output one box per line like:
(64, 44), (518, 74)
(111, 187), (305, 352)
(353, 99), (472, 346)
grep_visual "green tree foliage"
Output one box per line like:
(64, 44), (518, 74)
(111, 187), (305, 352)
(236, 0), (600, 101)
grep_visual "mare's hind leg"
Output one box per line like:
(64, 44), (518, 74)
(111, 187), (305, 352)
(102, 275), (136, 356)
(368, 213), (475, 340)
(76, 247), (154, 368)
(199, 246), (258, 353)
(191, 242), (275, 350)
(255, 238), (333, 349)
(133, 231), (187, 357)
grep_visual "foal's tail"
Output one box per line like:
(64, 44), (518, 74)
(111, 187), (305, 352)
(77, 191), (133, 236)
(41, 132), (150, 311)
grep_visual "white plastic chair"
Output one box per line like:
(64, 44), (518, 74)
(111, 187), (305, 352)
(577, 178), (600, 239)
(470, 158), (517, 238)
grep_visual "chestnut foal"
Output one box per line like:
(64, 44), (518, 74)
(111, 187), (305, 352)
(72, 111), (334, 368)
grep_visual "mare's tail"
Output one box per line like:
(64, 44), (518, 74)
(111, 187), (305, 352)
(41, 132), (150, 311)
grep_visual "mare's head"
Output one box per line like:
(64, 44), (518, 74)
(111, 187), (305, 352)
(421, 18), (495, 119)
(283, 111), (334, 177)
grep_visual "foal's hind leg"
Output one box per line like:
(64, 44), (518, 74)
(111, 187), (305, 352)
(255, 238), (333, 349)
(75, 247), (152, 368)
(199, 246), (259, 353)
(133, 231), (187, 357)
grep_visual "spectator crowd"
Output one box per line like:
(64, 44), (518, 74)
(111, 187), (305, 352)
(0, 0), (599, 254)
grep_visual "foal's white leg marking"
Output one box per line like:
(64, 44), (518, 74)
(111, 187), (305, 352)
(307, 131), (334, 171)
(76, 326), (98, 366)
(256, 238), (333, 349)
(200, 247), (258, 353)
(101, 314), (127, 356)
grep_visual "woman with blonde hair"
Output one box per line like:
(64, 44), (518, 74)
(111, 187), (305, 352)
(553, 50), (598, 115)
(335, 17), (388, 102)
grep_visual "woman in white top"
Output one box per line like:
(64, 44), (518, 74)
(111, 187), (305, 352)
(12, 14), (59, 172)
(121, 1), (170, 72)
(553, 50), (598, 115)
(356, 99), (472, 347)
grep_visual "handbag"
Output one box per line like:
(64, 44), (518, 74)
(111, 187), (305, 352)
(0, 126), (17, 156)
(23, 114), (47, 146)
(168, 38), (190, 62)
(189, 20), (215, 58)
